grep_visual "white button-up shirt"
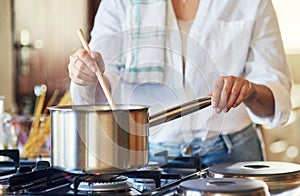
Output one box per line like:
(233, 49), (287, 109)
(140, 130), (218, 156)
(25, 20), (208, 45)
(71, 0), (292, 144)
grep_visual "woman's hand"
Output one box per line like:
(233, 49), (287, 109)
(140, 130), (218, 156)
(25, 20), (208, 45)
(68, 49), (105, 86)
(211, 76), (274, 117)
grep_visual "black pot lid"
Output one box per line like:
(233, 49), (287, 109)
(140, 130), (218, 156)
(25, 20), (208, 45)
(177, 178), (268, 195)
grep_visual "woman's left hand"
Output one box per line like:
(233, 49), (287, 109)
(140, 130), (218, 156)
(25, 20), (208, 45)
(211, 76), (252, 114)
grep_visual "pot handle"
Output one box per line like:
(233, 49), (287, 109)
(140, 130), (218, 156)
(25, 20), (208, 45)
(148, 97), (211, 127)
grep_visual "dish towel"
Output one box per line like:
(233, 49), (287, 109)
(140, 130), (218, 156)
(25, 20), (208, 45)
(122, 0), (169, 83)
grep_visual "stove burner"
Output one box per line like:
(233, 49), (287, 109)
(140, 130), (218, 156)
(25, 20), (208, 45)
(71, 175), (132, 192)
(207, 161), (300, 193)
(80, 175), (128, 183)
(176, 178), (268, 195)
(137, 162), (162, 171)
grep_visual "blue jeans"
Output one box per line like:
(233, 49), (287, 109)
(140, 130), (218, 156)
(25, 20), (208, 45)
(149, 124), (264, 168)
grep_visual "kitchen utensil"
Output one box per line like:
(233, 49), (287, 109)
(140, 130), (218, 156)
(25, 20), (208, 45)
(21, 90), (72, 158)
(77, 29), (117, 109)
(48, 97), (211, 174)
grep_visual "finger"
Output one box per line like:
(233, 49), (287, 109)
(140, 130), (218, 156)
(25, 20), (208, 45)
(68, 49), (97, 85)
(233, 82), (252, 108)
(69, 52), (79, 66)
(74, 48), (87, 56)
(69, 50), (87, 72)
(68, 53), (81, 79)
(225, 81), (243, 112)
(78, 50), (97, 72)
(69, 59), (97, 85)
(218, 77), (234, 110)
(74, 58), (95, 76)
(70, 51), (95, 75)
(69, 70), (97, 86)
(91, 52), (105, 73)
(212, 77), (224, 110)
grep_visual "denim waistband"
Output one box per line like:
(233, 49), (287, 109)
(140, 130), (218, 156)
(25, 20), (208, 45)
(184, 124), (256, 155)
(220, 124), (256, 154)
(223, 124), (256, 144)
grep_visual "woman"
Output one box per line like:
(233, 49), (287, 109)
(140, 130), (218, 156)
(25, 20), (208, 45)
(68, 0), (292, 167)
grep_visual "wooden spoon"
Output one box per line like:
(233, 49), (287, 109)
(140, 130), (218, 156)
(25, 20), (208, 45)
(77, 29), (117, 109)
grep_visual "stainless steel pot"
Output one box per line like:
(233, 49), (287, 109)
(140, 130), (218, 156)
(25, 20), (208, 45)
(48, 97), (211, 174)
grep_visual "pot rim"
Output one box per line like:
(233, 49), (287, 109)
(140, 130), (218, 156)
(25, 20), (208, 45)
(48, 104), (149, 112)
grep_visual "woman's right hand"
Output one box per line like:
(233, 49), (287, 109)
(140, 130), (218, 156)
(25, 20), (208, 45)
(68, 49), (105, 86)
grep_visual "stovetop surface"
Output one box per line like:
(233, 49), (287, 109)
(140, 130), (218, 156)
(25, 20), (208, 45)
(0, 149), (204, 196)
(0, 167), (204, 195)
(1, 150), (300, 196)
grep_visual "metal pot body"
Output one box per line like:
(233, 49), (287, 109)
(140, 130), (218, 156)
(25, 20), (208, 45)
(50, 105), (149, 174)
(49, 97), (211, 174)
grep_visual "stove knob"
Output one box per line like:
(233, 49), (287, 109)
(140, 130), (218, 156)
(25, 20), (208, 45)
(33, 160), (50, 171)
(16, 166), (32, 174)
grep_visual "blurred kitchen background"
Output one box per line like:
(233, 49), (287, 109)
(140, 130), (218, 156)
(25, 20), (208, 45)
(0, 0), (299, 162)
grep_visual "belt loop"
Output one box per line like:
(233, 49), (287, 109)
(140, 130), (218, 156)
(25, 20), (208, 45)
(221, 135), (233, 154)
(254, 124), (267, 161)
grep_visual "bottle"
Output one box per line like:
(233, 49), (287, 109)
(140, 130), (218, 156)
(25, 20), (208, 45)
(0, 96), (18, 150)
(2, 113), (18, 149)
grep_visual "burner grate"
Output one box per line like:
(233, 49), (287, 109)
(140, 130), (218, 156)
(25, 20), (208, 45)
(72, 174), (131, 193)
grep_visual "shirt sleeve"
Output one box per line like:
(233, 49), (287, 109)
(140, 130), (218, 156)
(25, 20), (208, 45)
(70, 81), (97, 105)
(244, 0), (292, 128)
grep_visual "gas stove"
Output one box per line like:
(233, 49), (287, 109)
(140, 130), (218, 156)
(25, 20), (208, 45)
(0, 149), (205, 195)
(1, 150), (300, 196)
